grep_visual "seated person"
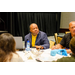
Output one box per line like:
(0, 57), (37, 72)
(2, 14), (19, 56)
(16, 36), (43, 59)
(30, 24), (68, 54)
(25, 23), (50, 50)
(51, 21), (75, 53)
(56, 36), (75, 62)
(0, 33), (23, 62)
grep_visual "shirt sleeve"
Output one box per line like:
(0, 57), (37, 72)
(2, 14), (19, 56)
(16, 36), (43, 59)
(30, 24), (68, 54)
(10, 53), (24, 62)
(40, 33), (50, 49)
(57, 57), (66, 62)
(56, 57), (75, 62)
(52, 57), (67, 62)
(60, 35), (66, 47)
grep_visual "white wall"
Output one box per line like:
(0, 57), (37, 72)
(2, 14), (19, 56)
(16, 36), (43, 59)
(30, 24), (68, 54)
(60, 12), (75, 29)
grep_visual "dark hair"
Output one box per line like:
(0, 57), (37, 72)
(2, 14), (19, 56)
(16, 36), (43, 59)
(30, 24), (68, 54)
(69, 37), (75, 54)
(0, 33), (16, 62)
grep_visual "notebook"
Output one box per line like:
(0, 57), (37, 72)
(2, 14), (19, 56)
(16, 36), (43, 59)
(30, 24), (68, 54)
(14, 37), (25, 50)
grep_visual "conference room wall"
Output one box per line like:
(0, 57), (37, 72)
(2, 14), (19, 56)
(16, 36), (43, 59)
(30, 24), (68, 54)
(58, 12), (75, 33)
(60, 12), (75, 29)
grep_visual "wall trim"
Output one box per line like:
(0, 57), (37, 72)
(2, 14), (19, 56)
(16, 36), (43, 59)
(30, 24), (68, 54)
(59, 28), (69, 33)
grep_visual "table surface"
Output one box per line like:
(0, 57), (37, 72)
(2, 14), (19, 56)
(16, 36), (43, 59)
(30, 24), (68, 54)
(16, 48), (71, 62)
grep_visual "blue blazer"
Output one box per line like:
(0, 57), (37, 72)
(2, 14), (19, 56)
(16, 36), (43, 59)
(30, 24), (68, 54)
(25, 31), (50, 49)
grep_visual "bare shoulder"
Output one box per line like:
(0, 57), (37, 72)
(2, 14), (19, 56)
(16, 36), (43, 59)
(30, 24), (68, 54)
(11, 53), (23, 62)
(12, 53), (19, 58)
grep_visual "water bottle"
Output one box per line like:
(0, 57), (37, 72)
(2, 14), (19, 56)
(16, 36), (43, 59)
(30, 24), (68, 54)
(26, 40), (31, 51)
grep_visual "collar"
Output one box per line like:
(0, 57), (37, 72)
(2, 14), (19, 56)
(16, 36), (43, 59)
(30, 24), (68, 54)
(31, 34), (37, 37)
(30, 31), (40, 36)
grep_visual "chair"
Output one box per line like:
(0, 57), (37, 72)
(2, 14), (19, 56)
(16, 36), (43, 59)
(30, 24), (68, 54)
(14, 37), (25, 50)
(50, 40), (55, 48)
(65, 31), (70, 34)
(54, 33), (58, 44)
(54, 33), (62, 44)
(57, 37), (62, 44)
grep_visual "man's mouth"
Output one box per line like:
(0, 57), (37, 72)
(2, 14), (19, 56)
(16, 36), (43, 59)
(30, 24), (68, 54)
(73, 31), (75, 33)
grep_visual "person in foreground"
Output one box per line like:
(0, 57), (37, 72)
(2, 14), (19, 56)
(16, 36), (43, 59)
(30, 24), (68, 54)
(0, 33), (23, 62)
(51, 21), (75, 53)
(25, 23), (50, 50)
(56, 37), (75, 62)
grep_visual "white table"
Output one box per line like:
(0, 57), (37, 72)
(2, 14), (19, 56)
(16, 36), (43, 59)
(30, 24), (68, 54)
(16, 48), (71, 62)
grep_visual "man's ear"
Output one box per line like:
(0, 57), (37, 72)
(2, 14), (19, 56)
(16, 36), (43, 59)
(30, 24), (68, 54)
(30, 30), (31, 32)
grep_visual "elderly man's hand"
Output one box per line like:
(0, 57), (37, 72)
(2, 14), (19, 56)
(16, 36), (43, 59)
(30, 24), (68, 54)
(51, 44), (63, 50)
(66, 49), (72, 54)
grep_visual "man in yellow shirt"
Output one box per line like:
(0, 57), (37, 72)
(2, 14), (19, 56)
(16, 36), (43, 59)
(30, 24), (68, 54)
(32, 34), (37, 47)
(25, 23), (50, 50)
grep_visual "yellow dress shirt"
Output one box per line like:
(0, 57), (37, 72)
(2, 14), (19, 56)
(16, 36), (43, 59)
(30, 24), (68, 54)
(32, 34), (37, 47)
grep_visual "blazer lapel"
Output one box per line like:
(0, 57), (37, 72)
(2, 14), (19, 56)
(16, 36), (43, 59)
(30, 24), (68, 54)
(35, 31), (40, 44)
(29, 33), (32, 47)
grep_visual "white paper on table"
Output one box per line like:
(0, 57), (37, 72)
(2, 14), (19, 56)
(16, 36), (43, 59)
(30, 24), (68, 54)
(16, 51), (26, 61)
(36, 49), (69, 62)
(17, 51), (37, 62)
(17, 49), (71, 62)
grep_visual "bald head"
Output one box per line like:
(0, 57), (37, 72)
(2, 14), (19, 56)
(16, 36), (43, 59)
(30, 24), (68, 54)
(69, 21), (75, 37)
(69, 21), (75, 27)
(30, 23), (38, 29)
(30, 23), (39, 36)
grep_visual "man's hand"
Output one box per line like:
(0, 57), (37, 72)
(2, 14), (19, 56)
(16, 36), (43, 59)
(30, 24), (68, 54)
(51, 44), (72, 53)
(51, 44), (63, 50)
(35, 45), (44, 50)
(66, 49), (72, 53)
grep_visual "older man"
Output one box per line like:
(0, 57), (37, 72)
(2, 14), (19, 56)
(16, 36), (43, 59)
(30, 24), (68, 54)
(51, 21), (75, 53)
(25, 23), (50, 50)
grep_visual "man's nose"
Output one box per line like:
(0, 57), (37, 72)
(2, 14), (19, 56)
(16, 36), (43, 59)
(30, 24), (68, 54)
(35, 28), (37, 30)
